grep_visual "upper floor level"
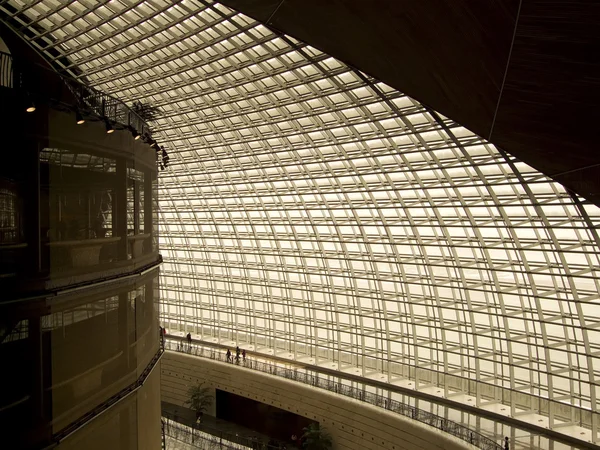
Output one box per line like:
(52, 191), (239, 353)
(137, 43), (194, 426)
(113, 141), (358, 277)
(0, 31), (161, 298)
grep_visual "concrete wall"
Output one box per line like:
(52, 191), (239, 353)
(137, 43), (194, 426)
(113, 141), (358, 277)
(161, 351), (474, 450)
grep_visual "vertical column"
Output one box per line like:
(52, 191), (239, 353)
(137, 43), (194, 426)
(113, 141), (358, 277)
(133, 180), (140, 235)
(85, 191), (91, 238)
(116, 159), (127, 260)
(24, 139), (41, 274)
(118, 291), (130, 371)
(147, 278), (159, 354)
(29, 315), (50, 445)
(144, 169), (153, 254)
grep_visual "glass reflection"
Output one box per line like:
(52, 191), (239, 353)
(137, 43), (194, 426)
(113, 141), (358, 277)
(39, 148), (156, 274)
(0, 177), (25, 276)
(0, 268), (159, 440)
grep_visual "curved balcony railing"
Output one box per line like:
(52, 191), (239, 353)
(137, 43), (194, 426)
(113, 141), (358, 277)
(165, 338), (503, 450)
(162, 413), (294, 450)
(0, 50), (151, 137)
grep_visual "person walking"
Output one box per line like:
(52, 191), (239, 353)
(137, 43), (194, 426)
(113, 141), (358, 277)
(184, 332), (192, 353)
(242, 349), (246, 361)
(226, 349), (232, 362)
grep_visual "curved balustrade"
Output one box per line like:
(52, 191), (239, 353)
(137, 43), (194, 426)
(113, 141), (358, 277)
(165, 338), (503, 450)
(162, 414), (290, 450)
(0, 50), (151, 137)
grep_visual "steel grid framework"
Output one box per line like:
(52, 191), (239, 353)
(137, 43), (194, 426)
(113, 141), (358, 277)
(2, 0), (599, 448)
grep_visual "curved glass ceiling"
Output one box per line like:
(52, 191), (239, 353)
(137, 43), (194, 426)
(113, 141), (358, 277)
(2, 0), (599, 447)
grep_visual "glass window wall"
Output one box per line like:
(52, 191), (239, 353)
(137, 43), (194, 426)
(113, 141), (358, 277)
(0, 268), (160, 444)
(39, 147), (156, 275)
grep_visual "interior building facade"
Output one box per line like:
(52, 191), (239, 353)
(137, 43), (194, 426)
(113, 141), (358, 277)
(0, 17), (162, 449)
(0, 1), (598, 449)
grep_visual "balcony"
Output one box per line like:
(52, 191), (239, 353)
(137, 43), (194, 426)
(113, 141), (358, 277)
(0, 51), (160, 295)
(0, 50), (151, 137)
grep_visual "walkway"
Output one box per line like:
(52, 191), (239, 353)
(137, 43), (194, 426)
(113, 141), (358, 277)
(164, 333), (501, 450)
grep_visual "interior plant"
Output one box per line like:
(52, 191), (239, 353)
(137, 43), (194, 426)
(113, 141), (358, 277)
(185, 382), (213, 422)
(301, 423), (332, 450)
(131, 100), (162, 129)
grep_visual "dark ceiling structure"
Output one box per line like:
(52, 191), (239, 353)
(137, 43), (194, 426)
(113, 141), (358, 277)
(220, 0), (600, 206)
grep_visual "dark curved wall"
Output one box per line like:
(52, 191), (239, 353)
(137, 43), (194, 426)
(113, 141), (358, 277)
(220, 0), (600, 206)
(0, 29), (162, 448)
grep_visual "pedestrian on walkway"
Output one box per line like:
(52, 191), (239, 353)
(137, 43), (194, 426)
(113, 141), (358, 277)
(242, 349), (246, 361)
(226, 348), (232, 362)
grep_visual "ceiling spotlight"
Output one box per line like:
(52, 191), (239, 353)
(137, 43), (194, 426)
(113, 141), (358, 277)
(25, 101), (36, 113)
(132, 130), (141, 140)
(105, 121), (114, 134)
(76, 111), (85, 125)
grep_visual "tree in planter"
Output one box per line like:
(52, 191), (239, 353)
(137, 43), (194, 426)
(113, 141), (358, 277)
(301, 423), (332, 450)
(185, 382), (213, 422)
(130, 100), (162, 131)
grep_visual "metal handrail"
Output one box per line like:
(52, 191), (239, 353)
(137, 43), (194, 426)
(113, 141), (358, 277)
(162, 412), (292, 450)
(0, 50), (151, 137)
(166, 339), (503, 450)
(163, 416), (254, 450)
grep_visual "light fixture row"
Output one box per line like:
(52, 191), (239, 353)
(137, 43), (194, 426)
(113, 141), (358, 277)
(24, 100), (164, 163)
